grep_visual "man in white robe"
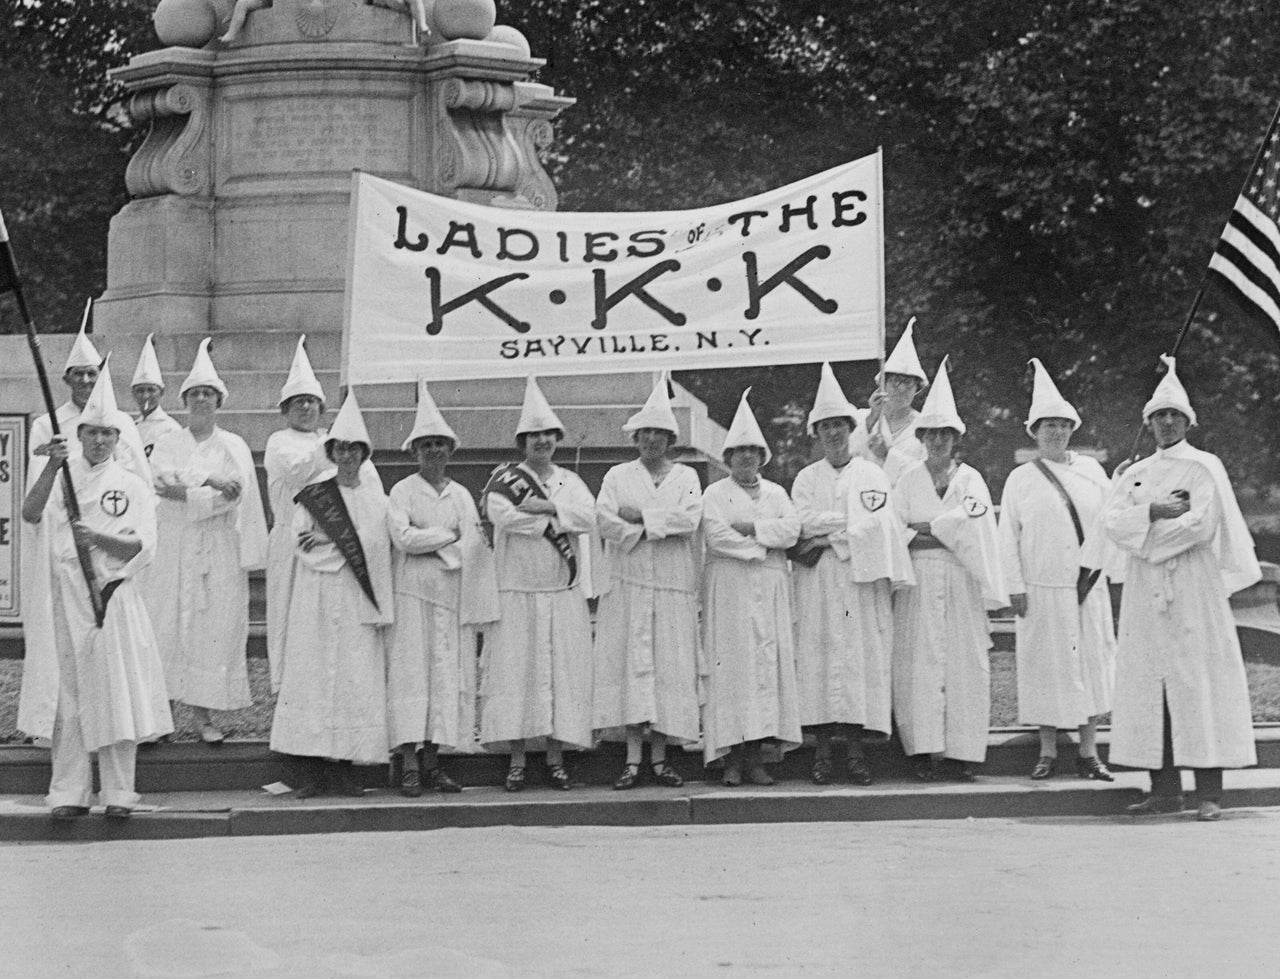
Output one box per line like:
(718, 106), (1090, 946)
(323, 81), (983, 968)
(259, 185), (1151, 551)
(791, 363), (913, 786)
(480, 377), (596, 792)
(849, 319), (928, 481)
(130, 333), (181, 457)
(18, 363), (172, 820)
(1103, 356), (1259, 822)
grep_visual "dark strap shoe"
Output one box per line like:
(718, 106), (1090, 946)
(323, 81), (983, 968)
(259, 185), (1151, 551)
(651, 761), (684, 788)
(546, 764), (573, 791)
(425, 767), (462, 794)
(613, 763), (641, 791)
(1075, 756), (1114, 782)
(1031, 756), (1056, 780)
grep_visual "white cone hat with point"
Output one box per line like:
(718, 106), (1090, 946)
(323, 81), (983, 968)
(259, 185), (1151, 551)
(402, 379), (460, 451)
(880, 317), (928, 386)
(327, 388), (372, 449)
(515, 375), (565, 437)
(179, 337), (229, 402)
(279, 334), (325, 405)
(78, 353), (124, 431)
(721, 387), (772, 465)
(1142, 354), (1197, 426)
(64, 299), (101, 372)
(131, 333), (164, 389)
(915, 356), (966, 434)
(623, 371), (680, 438)
(807, 362), (860, 433)
(1025, 357), (1081, 434)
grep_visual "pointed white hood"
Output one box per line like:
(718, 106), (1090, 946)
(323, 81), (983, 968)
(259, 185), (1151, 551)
(915, 356), (965, 434)
(1025, 357), (1081, 434)
(402, 379), (460, 451)
(1142, 354), (1197, 426)
(279, 334), (325, 406)
(327, 388), (373, 449)
(623, 371), (680, 438)
(807, 362), (860, 433)
(131, 333), (164, 389)
(880, 317), (928, 386)
(78, 354), (125, 431)
(721, 387), (772, 465)
(515, 375), (564, 437)
(64, 299), (100, 372)
(179, 337), (229, 403)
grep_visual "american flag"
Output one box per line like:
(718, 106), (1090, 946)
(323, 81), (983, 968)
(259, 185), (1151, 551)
(1209, 108), (1280, 332)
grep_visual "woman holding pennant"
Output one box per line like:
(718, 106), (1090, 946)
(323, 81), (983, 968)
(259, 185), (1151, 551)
(998, 360), (1116, 782)
(480, 376), (597, 792)
(592, 372), (704, 790)
(791, 364), (913, 786)
(270, 391), (393, 799)
(386, 382), (497, 796)
(701, 389), (802, 787)
(891, 357), (1007, 782)
(146, 339), (269, 745)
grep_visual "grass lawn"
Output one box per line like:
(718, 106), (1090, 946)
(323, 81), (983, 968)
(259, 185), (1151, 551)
(4, 648), (1280, 743)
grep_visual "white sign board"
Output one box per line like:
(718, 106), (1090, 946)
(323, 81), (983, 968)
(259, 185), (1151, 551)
(343, 152), (884, 383)
(0, 416), (23, 619)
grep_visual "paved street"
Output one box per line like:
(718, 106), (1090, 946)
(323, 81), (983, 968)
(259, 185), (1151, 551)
(4, 810), (1280, 977)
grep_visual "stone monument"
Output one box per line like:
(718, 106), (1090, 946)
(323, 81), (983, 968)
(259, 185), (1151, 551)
(81, 0), (724, 494)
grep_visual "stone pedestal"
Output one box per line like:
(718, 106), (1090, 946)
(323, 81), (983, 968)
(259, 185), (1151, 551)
(95, 1), (700, 473)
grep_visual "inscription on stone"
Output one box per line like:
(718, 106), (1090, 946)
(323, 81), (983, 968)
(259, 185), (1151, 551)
(229, 99), (404, 177)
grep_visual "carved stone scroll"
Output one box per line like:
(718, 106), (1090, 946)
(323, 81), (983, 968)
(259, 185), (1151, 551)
(124, 82), (213, 198)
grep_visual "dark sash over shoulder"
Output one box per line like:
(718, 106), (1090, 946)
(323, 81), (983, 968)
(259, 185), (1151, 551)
(1032, 459), (1099, 605)
(294, 478), (379, 610)
(481, 462), (578, 586)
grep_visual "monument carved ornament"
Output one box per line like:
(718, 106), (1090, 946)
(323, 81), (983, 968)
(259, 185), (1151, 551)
(124, 81), (214, 198)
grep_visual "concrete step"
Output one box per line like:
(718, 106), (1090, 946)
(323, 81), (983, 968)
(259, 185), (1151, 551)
(5, 729), (1280, 796)
(4, 769), (1280, 842)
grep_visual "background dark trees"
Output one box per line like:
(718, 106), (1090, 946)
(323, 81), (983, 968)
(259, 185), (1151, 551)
(4, 0), (1280, 493)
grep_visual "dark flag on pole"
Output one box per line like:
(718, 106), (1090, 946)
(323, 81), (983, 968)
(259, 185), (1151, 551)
(1208, 104), (1280, 333)
(0, 211), (22, 296)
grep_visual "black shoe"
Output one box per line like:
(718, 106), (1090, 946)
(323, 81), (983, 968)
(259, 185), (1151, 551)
(50, 805), (90, 821)
(424, 767), (462, 794)
(811, 757), (833, 785)
(547, 764), (572, 791)
(651, 760), (684, 788)
(103, 805), (132, 820)
(1031, 756), (1056, 780)
(614, 763), (641, 790)
(847, 757), (874, 786)
(399, 769), (425, 798)
(504, 766), (526, 792)
(911, 756), (936, 783)
(1127, 794), (1185, 815)
(1076, 756), (1115, 782)
(332, 762), (366, 797)
(940, 759), (976, 782)
(293, 781), (323, 800)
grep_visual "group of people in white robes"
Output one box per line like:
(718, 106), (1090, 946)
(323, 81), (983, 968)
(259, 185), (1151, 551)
(17, 317), (1261, 820)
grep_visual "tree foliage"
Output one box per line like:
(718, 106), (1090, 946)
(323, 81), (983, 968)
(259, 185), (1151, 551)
(4, 0), (1280, 490)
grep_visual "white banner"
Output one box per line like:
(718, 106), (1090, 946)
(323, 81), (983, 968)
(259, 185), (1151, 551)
(343, 152), (884, 383)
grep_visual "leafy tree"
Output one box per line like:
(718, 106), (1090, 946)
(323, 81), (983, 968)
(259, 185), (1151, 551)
(4, 0), (1280, 493)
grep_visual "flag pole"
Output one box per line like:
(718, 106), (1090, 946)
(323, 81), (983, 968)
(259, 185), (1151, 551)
(1125, 100), (1280, 464)
(0, 211), (107, 627)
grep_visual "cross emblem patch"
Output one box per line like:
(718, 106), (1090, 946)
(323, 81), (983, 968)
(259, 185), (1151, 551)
(860, 489), (887, 512)
(100, 489), (129, 517)
(962, 495), (988, 518)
